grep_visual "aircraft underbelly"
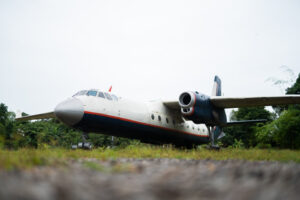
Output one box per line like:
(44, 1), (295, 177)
(75, 111), (209, 146)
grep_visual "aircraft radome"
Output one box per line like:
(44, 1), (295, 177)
(16, 76), (300, 149)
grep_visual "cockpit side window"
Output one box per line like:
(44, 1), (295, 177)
(98, 91), (105, 98)
(104, 92), (113, 100)
(73, 90), (87, 97)
(111, 94), (118, 101)
(87, 90), (97, 96)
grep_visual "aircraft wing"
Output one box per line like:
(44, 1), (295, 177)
(16, 112), (55, 121)
(163, 95), (300, 110)
(210, 95), (300, 108)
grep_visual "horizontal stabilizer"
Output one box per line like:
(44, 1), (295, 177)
(210, 95), (300, 108)
(16, 112), (55, 121)
(226, 119), (268, 126)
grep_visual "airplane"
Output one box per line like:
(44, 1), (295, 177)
(16, 76), (300, 149)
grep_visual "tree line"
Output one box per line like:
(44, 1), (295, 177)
(0, 74), (299, 149)
(222, 73), (300, 149)
(0, 106), (135, 149)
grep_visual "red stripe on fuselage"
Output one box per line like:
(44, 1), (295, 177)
(84, 111), (209, 138)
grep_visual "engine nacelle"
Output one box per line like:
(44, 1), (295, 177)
(179, 91), (227, 126)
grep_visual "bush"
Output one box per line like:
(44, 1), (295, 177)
(256, 109), (300, 149)
(232, 139), (245, 149)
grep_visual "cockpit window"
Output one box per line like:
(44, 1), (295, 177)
(104, 92), (112, 100)
(111, 94), (118, 101)
(87, 90), (97, 96)
(73, 90), (87, 97)
(98, 91), (105, 98)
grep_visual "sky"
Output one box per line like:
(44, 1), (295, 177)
(1, 0), (300, 115)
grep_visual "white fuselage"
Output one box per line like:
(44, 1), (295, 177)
(73, 94), (210, 146)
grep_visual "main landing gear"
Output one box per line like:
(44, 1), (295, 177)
(71, 132), (93, 150)
(207, 126), (220, 150)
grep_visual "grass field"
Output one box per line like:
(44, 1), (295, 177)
(0, 145), (300, 170)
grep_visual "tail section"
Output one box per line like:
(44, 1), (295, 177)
(210, 76), (226, 148)
(211, 76), (222, 96)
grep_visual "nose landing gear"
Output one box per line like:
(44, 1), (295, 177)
(71, 132), (93, 150)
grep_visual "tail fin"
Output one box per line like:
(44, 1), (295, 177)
(211, 76), (222, 96)
(210, 76), (226, 146)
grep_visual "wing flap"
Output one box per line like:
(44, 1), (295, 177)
(210, 95), (300, 108)
(16, 112), (55, 121)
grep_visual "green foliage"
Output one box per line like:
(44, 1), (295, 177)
(1, 147), (300, 170)
(286, 73), (300, 111)
(286, 73), (300, 95)
(0, 103), (16, 148)
(256, 73), (300, 149)
(256, 109), (300, 149)
(0, 102), (137, 149)
(0, 103), (8, 125)
(222, 107), (272, 148)
(232, 139), (244, 149)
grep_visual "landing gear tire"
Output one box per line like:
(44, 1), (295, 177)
(78, 142), (93, 150)
(71, 132), (93, 150)
(71, 142), (93, 150)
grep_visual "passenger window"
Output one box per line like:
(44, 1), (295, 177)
(166, 118), (169, 123)
(158, 115), (161, 121)
(151, 114), (155, 120)
(111, 94), (118, 101)
(104, 92), (113, 100)
(98, 92), (105, 98)
(87, 90), (97, 96)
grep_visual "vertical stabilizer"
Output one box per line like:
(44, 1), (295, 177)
(211, 76), (222, 96)
(210, 76), (226, 147)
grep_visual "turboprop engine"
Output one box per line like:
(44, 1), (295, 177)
(178, 91), (227, 126)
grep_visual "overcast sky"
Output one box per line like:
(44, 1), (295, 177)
(1, 0), (300, 114)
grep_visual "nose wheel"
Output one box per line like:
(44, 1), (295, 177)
(71, 132), (93, 150)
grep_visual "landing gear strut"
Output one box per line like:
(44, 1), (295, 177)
(71, 132), (93, 150)
(207, 126), (220, 150)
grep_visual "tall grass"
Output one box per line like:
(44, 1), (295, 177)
(0, 146), (299, 170)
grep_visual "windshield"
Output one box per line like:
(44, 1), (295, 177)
(87, 90), (97, 96)
(73, 90), (87, 97)
(73, 90), (119, 101)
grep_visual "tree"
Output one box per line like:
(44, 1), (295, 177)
(286, 73), (300, 110)
(255, 73), (300, 149)
(222, 107), (272, 148)
(256, 109), (300, 149)
(286, 73), (300, 95)
(0, 103), (16, 148)
(0, 103), (8, 128)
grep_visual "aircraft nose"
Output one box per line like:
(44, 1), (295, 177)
(54, 98), (84, 126)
